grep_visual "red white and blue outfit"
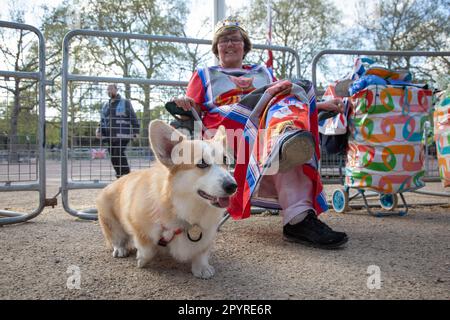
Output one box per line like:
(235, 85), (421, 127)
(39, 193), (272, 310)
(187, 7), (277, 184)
(187, 64), (328, 225)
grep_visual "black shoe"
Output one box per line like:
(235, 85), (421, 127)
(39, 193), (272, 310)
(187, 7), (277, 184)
(283, 210), (348, 249)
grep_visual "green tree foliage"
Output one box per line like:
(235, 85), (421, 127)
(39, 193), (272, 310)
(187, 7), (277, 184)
(38, 0), (100, 149)
(83, 0), (191, 142)
(36, 0), (195, 147)
(241, 0), (341, 79)
(355, 0), (450, 88)
(0, 8), (40, 161)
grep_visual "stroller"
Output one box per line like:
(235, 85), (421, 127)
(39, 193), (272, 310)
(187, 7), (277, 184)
(321, 60), (432, 217)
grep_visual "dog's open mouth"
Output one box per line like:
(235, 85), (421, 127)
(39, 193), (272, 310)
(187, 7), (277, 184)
(197, 190), (230, 208)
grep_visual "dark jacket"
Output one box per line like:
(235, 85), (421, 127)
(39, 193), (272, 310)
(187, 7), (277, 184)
(100, 94), (140, 140)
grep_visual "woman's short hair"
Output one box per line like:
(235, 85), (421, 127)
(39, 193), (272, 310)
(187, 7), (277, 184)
(212, 17), (252, 60)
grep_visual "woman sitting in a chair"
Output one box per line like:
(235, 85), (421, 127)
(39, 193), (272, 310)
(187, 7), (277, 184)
(172, 17), (348, 249)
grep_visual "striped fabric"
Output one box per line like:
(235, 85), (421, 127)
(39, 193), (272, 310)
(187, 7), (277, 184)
(188, 65), (328, 219)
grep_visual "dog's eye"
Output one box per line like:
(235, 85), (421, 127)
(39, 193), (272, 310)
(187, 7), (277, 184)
(196, 159), (209, 169)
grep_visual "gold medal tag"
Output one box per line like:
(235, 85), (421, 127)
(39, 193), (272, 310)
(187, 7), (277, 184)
(187, 224), (202, 242)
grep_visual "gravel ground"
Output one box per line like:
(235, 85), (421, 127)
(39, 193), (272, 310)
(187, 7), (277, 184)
(1, 175), (449, 299)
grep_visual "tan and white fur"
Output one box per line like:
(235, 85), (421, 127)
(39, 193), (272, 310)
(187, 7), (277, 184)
(96, 120), (236, 279)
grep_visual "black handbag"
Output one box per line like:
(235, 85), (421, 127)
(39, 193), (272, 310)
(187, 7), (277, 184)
(164, 101), (195, 134)
(318, 110), (349, 155)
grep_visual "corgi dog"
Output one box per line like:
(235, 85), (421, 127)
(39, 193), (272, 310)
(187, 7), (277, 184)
(96, 120), (237, 279)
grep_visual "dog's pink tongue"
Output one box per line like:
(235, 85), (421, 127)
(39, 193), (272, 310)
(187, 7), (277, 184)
(218, 197), (230, 208)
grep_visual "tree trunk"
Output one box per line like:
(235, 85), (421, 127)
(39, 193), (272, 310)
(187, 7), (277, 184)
(141, 85), (151, 147)
(123, 61), (131, 99)
(8, 79), (21, 163)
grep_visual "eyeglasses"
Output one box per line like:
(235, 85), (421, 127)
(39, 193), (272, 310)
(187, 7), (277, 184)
(218, 37), (244, 46)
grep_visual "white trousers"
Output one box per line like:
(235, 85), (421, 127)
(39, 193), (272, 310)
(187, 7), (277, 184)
(273, 168), (316, 226)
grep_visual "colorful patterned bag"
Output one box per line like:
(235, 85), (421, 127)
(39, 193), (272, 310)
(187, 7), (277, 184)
(433, 87), (450, 187)
(345, 82), (432, 194)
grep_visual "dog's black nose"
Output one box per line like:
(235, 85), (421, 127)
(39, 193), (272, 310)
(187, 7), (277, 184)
(223, 181), (237, 195)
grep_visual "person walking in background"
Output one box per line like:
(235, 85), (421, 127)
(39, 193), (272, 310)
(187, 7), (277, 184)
(96, 84), (140, 178)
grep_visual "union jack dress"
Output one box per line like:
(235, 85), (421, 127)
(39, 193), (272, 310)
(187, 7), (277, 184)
(187, 64), (328, 219)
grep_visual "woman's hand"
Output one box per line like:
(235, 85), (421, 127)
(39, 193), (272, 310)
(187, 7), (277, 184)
(172, 96), (200, 113)
(266, 80), (292, 97)
(317, 98), (346, 113)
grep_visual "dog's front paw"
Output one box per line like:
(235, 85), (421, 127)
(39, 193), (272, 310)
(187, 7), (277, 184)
(135, 245), (155, 268)
(112, 247), (129, 258)
(136, 258), (149, 268)
(192, 264), (215, 279)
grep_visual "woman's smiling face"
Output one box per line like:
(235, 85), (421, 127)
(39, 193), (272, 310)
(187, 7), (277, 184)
(217, 29), (245, 69)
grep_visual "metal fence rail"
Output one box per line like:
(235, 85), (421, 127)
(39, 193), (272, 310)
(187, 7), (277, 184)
(0, 21), (47, 225)
(61, 29), (301, 220)
(65, 82), (178, 182)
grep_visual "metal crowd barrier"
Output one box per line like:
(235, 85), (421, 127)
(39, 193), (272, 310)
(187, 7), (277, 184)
(0, 21), (47, 225)
(5, 25), (447, 225)
(61, 29), (301, 220)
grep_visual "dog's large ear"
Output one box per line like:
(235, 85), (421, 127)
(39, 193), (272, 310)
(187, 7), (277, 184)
(149, 120), (185, 167)
(212, 125), (232, 164)
(213, 125), (227, 146)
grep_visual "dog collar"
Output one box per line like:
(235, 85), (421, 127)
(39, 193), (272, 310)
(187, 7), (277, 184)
(157, 224), (203, 246)
(158, 227), (183, 247)
(186, 224), (203, 242)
